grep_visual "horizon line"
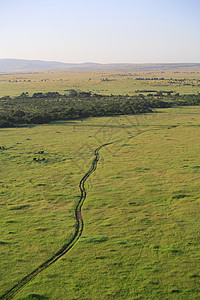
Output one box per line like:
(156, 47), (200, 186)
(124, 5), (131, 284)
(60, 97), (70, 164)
(0, 58), (200, 65)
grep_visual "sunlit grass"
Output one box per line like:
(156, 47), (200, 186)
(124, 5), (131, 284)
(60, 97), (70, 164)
(0, 71), (200, 97)
(0, 107), (200, 299)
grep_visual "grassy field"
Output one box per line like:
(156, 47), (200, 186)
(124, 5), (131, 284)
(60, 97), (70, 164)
(0, 71), (200, 97)
(0, 106), (200, 299)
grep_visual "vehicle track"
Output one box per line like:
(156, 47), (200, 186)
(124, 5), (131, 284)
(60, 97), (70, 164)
(0, 142), (113, 300)
(1, 128), (148, 299)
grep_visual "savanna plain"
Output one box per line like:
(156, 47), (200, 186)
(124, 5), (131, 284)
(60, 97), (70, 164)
(0, 71), (200, 299)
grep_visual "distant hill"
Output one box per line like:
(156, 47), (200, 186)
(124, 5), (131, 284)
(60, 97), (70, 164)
(0, 59), (200, 73)
(0, 59), (75, 73)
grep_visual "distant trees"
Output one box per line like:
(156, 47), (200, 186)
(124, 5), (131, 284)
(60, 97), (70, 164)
(0, 90), (200, 128)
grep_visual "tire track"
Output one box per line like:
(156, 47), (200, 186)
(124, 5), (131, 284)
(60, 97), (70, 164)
(1, 129), (147, 299)
(0, 142), (113, 300)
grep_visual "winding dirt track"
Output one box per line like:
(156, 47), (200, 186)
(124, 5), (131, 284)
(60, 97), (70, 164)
(1, 130), (146, 299)
(1, 142), (113, 300)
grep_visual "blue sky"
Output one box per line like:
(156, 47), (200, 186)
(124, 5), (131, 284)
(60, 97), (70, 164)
(1, 0), (200, 63)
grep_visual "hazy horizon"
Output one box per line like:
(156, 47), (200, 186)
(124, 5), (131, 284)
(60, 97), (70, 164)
(1, 58), (200, 65)
(1, 0), (200, 64)
(1, 58), (200, 64)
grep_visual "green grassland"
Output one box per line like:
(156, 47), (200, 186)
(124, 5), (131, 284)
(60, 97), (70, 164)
(0, 106), (200, 299)
(0, 71), (200, 97)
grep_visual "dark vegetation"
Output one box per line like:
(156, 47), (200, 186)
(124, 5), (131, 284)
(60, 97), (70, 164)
(0, 89), (200, 127)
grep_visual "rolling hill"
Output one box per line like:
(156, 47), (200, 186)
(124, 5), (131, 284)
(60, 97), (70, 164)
(0, 58), (200, 73)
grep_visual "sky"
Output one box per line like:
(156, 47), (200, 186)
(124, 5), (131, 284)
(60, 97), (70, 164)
(1, 0), (200, 63)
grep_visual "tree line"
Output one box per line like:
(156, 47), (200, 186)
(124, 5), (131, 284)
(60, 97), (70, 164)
(0, 90), (199, 128)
